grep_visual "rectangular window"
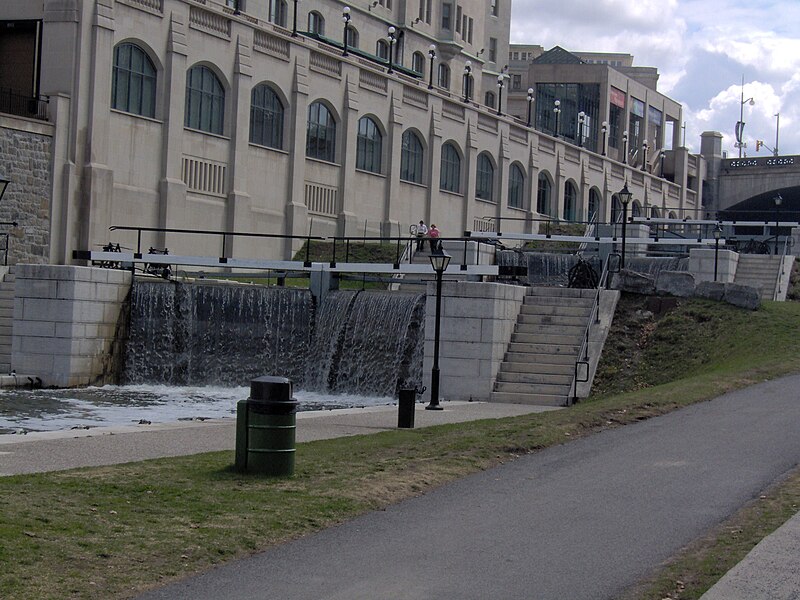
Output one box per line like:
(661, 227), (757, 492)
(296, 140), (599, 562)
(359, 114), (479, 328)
(489, 38), (497, 62)
(609, 104), (622, 149)
(490, 0), (498, 17)
(462, 15), (468, 40)
(468, 18), (473, 43)
(426, 0), (432, 23)
(442, 3), (452, 29)
(456, 6), (462, 32)
(512, 74), (521, 91)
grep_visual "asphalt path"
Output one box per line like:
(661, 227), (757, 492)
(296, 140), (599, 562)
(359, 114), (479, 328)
(137, 375), (800, 600)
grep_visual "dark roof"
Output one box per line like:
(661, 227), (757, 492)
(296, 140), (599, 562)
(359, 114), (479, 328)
(531, 46), (584, 65)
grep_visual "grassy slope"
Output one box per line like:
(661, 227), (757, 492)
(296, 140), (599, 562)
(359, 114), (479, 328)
(1, 297), (799, 599)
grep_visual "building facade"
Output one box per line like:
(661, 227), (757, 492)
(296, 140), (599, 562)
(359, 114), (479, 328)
(0, 0), (705, 265)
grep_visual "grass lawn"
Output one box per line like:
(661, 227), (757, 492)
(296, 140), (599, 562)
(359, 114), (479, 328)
(1, 298), (799, 599)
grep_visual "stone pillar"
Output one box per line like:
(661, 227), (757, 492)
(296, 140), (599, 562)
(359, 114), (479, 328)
(425, 106), (442, 225)
(383, 92), (403, 238)
(337, 73), (359, 237)
(284, 57), (310, 259)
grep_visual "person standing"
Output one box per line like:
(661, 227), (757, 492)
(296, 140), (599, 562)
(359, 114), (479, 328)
(428, 223), (441, 253)
(415, 220), (428, 250)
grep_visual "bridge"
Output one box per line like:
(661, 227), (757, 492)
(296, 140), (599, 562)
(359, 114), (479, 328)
(714, 154), (800, 222)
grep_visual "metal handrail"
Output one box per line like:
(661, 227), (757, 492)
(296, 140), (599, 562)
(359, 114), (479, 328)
(570, 253), (615, 405)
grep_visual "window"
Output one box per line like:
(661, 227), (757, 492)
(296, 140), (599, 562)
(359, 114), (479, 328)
(611, 196), (622, 224)
(185, 65), (224, 135)
(412, 52), (425, 74)
(489, 37), (497, 62)
(440, 142), (461, 193)
(484, 91), (496, 108)
(269, 0), (287, 27)
(112, 43), (157, 118)
(438, 64), (450, 89)
(462, 14), (468, 40)
(631, 200), (642, 218)
(563, 181), (577, 221)
(345, 25), (359, 49)
(308, 11), (325, 35)
(537, 173), (551, 214)
(306, 101), (336, 162)
(376, 40), (390, 61)
(426, 0), (432, 23)
(467, 18), (473, 43)
(476, 153), (494, 202)
(400, 130), (424, 184)
(356, 116), (382, 173)
(508, 164), (525, 209)
(512, 74), (521, 91)
(456, 5), (462, 32)
(588, 189), (601, 221)
(490, 0), (498, 16)
(442, 3), (452, 29)
(249, 84), (284, 149)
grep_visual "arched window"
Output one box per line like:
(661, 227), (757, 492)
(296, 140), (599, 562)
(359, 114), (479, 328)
(484, 91), (496, 109)
(412, 52), (425, 74)
(306, 101), (336, 162)
(400, 130), (424, 184)
(249, 84), (284, 149)
(438, 63), (450, 89)
(376, 40), (390, 61)
(537, 173), (551, 215)
(632, 200), (642, 217)
(476, 153), (494, 202)
(308, 11), (325, 35)
(440, 142), (461, 193)
(508, 163), (525, 209)
(345, 26), (359, 48)
(112, 42), (157, 118)
(269, 0), (288, 27)
(650, 206), (660, 218)
(564, 181), (577, 221)
(611, 195), (623, 224)
(588, 189), (601, 222)
(356, 116), (382, 173)
(185, 65), (224, 135)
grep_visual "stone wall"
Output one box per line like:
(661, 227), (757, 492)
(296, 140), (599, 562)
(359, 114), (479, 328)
(0, 115), (53, 265)
(688, 248), (738, 283)
(12, 265), (132, 387)
(423, 281), (525, 402)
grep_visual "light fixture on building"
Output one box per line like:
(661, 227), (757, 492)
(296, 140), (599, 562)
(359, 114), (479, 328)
(622, 130), (629, 165)
(641, 140), (649, 172)
(553, 99), (561, 137)
(386, 26), (396, 73)
(601, 121), (608, 156)
(526, 88), (534, 127)
(496, 74), (504, 117)
(577, 111), (586, 148)
(341, 6), (351, 57)
(462, 61), (472, 103)
(428, 45), (436, 89)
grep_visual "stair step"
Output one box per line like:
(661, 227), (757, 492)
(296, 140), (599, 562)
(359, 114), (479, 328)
(511, 332), (584, 345)
(519, 305), (593, 318)
(513, 323), (586, 335)
(507, 342), (580, 355)
(499, 361), (575, 375)
(495, 372), (573, 385)
(494, 381), (572, 395)
(504, 352), (577, 365)
(514, 313), (589, 327)
(525, 287), (597, 299)
(490, 391), (569, 407)
(523, 295), (594, 308)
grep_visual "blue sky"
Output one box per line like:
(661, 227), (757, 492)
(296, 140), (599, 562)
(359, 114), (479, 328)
(510, 0), (800, 156)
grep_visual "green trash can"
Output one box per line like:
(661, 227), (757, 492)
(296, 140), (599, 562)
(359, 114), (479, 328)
(235, 376), (299, 476)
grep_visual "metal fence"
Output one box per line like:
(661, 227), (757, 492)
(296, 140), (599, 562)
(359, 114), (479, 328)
(0, 88), (49, 121)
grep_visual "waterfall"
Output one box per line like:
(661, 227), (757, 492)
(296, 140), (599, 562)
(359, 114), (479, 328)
(123, 281), (425, 397)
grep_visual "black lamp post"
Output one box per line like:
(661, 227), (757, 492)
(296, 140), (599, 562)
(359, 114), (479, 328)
(622, 130), (628, 165)
(291, 0), (300, 36)
(577, 111), (586, 147)
(427, 251), (451, 411)
(496, 74), (504, 116)
(462, 61), (472, 103)
(618, 183), (632, 269)
(601, 121), (607, 156)
(386, 26), (396, 73)
(341, 6), (351, 57)
(526, 87), (534, 127)
(660, 150), (666, 178)
(641, 140), (648, 172)
(553, 99), (561, 137)
(774, 193), (783, 254)
(427, 44), (436, 89)
(714, 225), (722, 281)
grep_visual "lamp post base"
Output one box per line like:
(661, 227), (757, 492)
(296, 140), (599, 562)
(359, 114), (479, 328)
(425, 403), (443, 411)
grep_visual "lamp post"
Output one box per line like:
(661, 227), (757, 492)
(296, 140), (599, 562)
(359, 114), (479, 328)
(526, 87), (534, 127)
(622, 130), (628, 165)
(553, 99), (561, 137)
(601, 121), (608, 156)
(291, 0), (300, 36)
(737, 77), (755, 158)
(496, 74), (504, 116)
(427, 44), (436, 89)
(462, 61), (472, 103)
(713, 225), (722, 281)
(641, 140), (649, 172)
(774, 193), (783, 255)
(660, 150), (666, 178)
(427, 251), (451, 411)
(386, 26), (396, 73)
(617, 183), (632, 269)
(341, 7), (351, 56)
(577, 111), (586, 148)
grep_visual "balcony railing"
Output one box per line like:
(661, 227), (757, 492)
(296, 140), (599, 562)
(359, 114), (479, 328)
(0, 88), (48, 121)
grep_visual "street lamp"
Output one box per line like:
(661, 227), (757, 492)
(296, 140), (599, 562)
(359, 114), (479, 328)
(427, 251), (451, 410)
(641, 140), (649, 172)
(526, 87), (534, 127)
(577, 111), (586, 148)
(386, 26), (396, 73)
(553, 99), (561, 137)
(427, 44), (436, 89)
(617, 183), (632, 269)
(736, 77), (755, 158)
(341, 7), (351, 57)
(660, 150), (666, 178)
(601, 121), (608, 156)
(291, 0), (300, 36)
(462, 61), (472, 103)
(496, 74), (504, 116)
(713, 225), (722, 281)
(774, 193), (783, 255)
(622, 130), (628, 165)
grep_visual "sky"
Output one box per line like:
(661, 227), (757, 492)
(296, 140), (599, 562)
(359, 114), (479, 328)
(510, 0), (800, 157)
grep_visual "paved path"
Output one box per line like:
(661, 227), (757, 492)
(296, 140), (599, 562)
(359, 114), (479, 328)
(135, 375), (800, 600)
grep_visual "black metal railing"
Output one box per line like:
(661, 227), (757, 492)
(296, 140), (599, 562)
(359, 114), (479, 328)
(0, 88), (49, 121)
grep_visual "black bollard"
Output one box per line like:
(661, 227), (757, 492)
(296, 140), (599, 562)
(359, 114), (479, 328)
(398, 388), (416, 428)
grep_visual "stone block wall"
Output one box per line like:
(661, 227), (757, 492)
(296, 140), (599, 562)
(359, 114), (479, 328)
(689, 248), (738, 283)
(423, 281), (525, 402)
(0, 115), (54, 265)
(12, 265), (132, 387)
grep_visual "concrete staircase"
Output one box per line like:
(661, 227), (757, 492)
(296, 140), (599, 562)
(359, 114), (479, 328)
(491, 287), (596, 406)
(0, 267), (15, 374)
(734, 254), (782, 301)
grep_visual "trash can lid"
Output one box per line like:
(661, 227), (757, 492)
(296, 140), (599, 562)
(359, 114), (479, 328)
(250, 376), (293, 402)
